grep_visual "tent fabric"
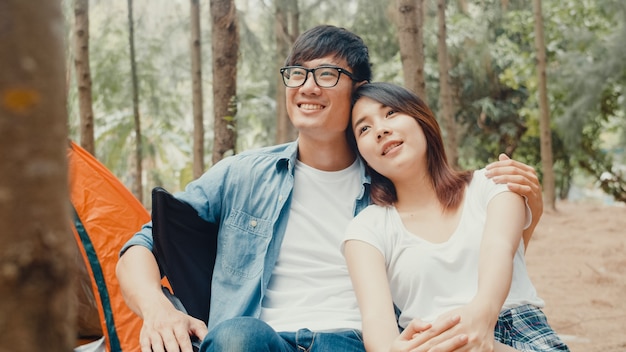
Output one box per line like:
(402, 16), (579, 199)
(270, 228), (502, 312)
(73, 235), (103, 338)
(68, 141), (149, 352)
(151, 186), (218, 325)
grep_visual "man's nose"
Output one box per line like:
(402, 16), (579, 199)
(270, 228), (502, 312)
(301, 71), (320, 90)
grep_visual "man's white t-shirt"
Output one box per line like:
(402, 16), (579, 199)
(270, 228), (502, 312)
(343, 169), (543, 328)
(260, 159), (363, 332)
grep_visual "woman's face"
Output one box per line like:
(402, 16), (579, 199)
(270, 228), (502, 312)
(351, 97), (428, 180)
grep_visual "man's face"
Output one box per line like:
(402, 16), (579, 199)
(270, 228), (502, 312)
(285, 55), (355, 140)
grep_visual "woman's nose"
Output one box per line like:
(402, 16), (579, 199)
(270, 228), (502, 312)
(377, 129), (390, 139)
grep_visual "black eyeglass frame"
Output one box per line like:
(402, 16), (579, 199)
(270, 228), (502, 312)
(279, 65), (356, 88)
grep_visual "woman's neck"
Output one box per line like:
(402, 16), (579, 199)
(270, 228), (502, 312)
(393, 177), (441, 213)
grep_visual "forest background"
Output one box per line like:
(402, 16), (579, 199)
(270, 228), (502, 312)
(65, 0), (626, 208)
(1, 0), (625, 351)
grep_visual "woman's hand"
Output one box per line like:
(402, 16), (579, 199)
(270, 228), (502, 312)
(390, 315), (469, 352)
(417, 302), (498, 352)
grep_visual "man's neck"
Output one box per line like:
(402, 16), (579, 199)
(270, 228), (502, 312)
(297, 135), (356, 172)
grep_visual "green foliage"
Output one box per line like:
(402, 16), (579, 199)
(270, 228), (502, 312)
(66, 0), (625, 202)
(352, 0), (402, 82)
(70, 1), (194, 198)
(546, 0), (626, 202)
(236, 5), (278, 151)
(298, 0), (356, 30)
(427, 0), (626, 203)
(577, 113), (626, 203)
(436, 2), (534, 171)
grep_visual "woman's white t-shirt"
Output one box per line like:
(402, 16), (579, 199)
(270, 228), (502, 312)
(343, 169), (543, 328)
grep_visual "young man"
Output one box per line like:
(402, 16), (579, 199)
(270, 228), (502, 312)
(116, 25), (544, 352)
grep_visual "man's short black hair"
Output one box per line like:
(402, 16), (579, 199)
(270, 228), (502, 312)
(285, 25), (372, 83)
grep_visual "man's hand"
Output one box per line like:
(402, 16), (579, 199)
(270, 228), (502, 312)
(485, 153), (543, 248)
(116, 246), (208, 352)
(391, 315), (468, 352)
(139, 297), (207, 352)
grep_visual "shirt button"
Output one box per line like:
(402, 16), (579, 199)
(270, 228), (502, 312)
(278, 195), (283, 201)
(250, 220), (257, 227)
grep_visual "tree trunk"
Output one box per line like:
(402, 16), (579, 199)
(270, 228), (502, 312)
(127, 0), (143, 202)
(210, 0), (238, 164)
(275, 0), (299, 143)
(532, 0), (556, 210)
(191, 0), (205, 178)
(437, 0), (459, 168)
(74, 0), (95, 156)
(457, 0), (469, 14)
(501, 0), (509, 11)
(0, 1), (75, 351)
(395, 0), (426, 98)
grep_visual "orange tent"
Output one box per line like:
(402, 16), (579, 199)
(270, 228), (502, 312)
(68, 141), (147, 352)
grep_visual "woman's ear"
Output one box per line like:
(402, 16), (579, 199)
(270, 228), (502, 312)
(355, 80), (368, 88)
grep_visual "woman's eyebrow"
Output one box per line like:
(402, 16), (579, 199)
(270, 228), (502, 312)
(353, 115), (368, 128)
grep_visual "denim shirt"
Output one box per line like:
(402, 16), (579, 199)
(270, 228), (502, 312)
(120, 141), (372, 331)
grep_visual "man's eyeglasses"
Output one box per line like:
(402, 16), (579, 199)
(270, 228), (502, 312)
(280, 66), (355, 88)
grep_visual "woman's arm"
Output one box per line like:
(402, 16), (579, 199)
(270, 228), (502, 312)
(474, 191), (526, 321)
(485, 153), (542, 250)
(344, 240), (400, 352)
(422, 191), (526, 352)
(344, 240), (468, 352)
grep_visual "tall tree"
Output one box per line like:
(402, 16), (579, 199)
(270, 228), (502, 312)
(191, 0), (205, 178)
(210, 0), (238, 164)
(274, 0), (299, 143)
(127, 0), (143, 202)
(74, 0), (95, 155)
(532, 0), (556, 210)
(436, 0), (459, 168)
(395, 0), (426, 98)
(457, 0), (469, 14)
(0, 1), (75, 351)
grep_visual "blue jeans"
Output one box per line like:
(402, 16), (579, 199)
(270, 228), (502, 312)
(200, 317), (364, 352)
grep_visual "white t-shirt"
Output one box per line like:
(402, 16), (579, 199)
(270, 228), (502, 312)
(343, 169), (543, 328)
(260, 159), (363, 332)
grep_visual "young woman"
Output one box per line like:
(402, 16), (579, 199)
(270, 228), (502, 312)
(343, 82), (569, 352)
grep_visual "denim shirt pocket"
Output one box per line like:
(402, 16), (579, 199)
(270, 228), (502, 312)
(220, 209), (272, 279)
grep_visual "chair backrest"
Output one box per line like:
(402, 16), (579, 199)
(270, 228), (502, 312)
(151, 187), (219, 324)
(69, 141), (148, 352)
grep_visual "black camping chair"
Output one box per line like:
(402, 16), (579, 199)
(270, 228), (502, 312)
(151, 186), (219, 326)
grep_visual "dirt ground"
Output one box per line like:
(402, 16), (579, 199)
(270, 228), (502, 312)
(74, 200), (625, 351)
(525, 200), (626, 352)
